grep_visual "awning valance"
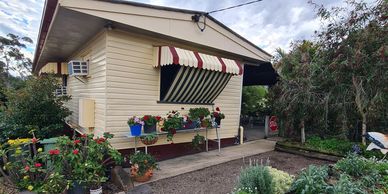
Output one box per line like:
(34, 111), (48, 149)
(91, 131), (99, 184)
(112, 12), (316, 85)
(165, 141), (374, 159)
(155, 46), (243, 75)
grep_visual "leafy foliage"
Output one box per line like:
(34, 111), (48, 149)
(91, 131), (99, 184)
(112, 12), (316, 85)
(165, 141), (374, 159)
(0, 33), (33, 78)
(241, 86), (269, 116)
(290, 165), (329, 194)
(269, 0), (388, 142)
(267, 167), (293, 194)
(236, 164), (273, 194)
(0, 75), (71, 141)
(129, 151), (157, 177)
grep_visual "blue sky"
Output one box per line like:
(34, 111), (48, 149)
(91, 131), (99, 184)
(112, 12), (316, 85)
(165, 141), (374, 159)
(0, 0), (374, 62)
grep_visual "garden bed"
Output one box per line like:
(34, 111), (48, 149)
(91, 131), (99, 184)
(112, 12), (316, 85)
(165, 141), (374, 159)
(275, 141), (343, 162)
(148, 151), (331, 194)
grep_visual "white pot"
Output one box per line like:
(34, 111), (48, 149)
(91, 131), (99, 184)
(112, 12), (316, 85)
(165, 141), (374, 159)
(90, 187), (103, 194)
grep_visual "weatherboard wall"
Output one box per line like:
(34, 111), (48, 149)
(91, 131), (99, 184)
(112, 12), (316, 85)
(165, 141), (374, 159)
(66, 31), (107, 137)
(104, 30), (243, 149)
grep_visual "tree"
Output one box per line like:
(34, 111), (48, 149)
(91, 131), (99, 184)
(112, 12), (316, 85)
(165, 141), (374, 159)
(241, 86), (269, 116)
(270, 0), (387, 144)
(315, 0), (387, 144)
(1, 75), (71, 141)
(0, 33), (33, 80)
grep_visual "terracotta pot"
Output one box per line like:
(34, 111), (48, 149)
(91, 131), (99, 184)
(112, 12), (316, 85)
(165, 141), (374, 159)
(140, 136), (158, 145)
(133, 169), (153, 182)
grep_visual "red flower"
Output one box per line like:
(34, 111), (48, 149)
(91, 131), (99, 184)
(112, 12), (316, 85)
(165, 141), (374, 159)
(34, 163), (42, 168)
(95, 137), (106, 144)
(73, 149), (79, 155)
(25, 166), (30, 171)
(81, 134), (87, 138)
(156, 116), (161, 121)
(143, 115), (149, 121)
(31, 137), (39, 144)
(213, 112), (219, 117)
(216, 107), (220, 112)
(73, 139), (81, 145)
(49, 149), (60, 155)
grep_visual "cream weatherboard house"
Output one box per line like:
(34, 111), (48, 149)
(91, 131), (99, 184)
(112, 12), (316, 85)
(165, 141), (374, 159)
(33, 0), (277, 153)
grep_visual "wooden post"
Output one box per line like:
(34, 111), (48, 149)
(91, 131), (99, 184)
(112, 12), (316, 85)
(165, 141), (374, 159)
(264, 116), (269, 139)
(239, 126), (244, 145)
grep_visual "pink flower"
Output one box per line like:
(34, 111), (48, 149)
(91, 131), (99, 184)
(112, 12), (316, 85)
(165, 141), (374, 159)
(25, 166), (30, 171)
(34, 163), (42, 168)
(31, 138), (39, 144)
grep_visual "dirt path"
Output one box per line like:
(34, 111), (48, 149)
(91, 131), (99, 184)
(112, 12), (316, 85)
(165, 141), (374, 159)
(148, 151), (332, 194)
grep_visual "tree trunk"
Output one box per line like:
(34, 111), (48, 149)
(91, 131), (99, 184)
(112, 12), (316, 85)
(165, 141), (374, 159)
(301, 119), (305, 144)
(361, 114), (367, 145)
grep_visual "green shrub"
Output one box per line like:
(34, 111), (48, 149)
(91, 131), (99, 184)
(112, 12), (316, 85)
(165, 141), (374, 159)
(268, 167), (293, 194)
(0, 75), (71, 140)
(236, 164), (273, 194)
(326, 174), (365, 194)
(335, 154), (374, 177)
(305, 136), (353, 155)
(290, 165), (329, 194)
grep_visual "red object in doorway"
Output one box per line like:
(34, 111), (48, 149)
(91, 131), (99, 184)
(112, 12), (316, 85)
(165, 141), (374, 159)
(269, 116), (278, 131)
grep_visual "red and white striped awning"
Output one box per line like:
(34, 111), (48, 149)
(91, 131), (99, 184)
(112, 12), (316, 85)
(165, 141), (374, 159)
(155, 46), (243, 75)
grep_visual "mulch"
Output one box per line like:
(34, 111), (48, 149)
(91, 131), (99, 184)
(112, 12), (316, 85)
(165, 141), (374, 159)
(148, 151), (332, 194)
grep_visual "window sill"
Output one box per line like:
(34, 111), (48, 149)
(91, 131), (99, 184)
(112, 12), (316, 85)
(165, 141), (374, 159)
(157, 101), (214, 105)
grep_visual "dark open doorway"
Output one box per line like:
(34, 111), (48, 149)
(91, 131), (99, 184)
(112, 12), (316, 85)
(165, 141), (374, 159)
(240, 62), (278, 142)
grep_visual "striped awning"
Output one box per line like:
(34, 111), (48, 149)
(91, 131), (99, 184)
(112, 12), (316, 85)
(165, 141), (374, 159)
(161, 66), (232, 104)
(155, 46), (243, 75)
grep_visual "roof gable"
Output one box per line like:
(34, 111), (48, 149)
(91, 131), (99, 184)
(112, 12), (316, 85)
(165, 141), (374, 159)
(33, 0), (271, 72)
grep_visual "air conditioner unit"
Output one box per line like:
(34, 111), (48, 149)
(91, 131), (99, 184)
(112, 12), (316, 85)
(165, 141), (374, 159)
(68, 60), (88, 76)
(55, 86), (67, 96)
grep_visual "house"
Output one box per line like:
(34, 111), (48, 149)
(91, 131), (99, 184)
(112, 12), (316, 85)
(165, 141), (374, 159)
(33, 0), (277, 156)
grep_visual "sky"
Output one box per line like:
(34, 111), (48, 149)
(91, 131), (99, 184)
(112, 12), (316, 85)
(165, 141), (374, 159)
(0, 0), (372, 62)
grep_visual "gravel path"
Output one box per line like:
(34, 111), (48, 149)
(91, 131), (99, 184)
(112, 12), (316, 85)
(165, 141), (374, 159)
(148, 151), (332, 194)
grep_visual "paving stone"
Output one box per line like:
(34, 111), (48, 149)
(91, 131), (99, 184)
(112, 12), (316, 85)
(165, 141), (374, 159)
(111, 166), (134, 191)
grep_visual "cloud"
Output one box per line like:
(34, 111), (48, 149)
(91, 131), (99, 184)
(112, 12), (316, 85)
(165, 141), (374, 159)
(0, 0), (44, 62)
(0, 0), (375, 62)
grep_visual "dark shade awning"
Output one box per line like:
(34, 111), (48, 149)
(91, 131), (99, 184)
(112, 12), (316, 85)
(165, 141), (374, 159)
(243, 62), (279, 86)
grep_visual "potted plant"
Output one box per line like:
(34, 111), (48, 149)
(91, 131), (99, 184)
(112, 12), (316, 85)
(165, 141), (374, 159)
(212, 107), (225, 126)
(127, 116), (144, 136)
(200, 116), (213, 128)
(182, 115), (199, 130)
(188, 107), (210, 121)
(55, 133), (122, 194)
(140, 133), (158, 145)
(130, 151), (158, 182)
(142, 115), (160, 133)
(162, 110), (183, 142)
(192, 133), (205, 150)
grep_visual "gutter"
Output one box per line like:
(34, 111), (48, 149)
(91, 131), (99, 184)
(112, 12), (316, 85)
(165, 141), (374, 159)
(32, 0), (58, 73)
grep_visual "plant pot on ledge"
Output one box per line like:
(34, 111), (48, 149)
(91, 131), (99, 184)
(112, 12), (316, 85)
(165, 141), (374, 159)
(144, 124), (156, 134)
(90, 186), (103, 194)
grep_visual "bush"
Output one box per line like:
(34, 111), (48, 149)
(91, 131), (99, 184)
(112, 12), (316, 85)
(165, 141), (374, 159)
(236, 164), (273, 194)
(335, 154), (375, 177)
(290, 165), (329, 194)
(326, 174), (365, 194)
(1, 75), (71, 141)
(305, 136), (353, 155)
(268, 167), (293, 194)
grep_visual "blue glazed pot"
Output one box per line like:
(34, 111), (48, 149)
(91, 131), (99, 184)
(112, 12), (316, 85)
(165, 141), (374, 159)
(130, 124), (142, 136)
